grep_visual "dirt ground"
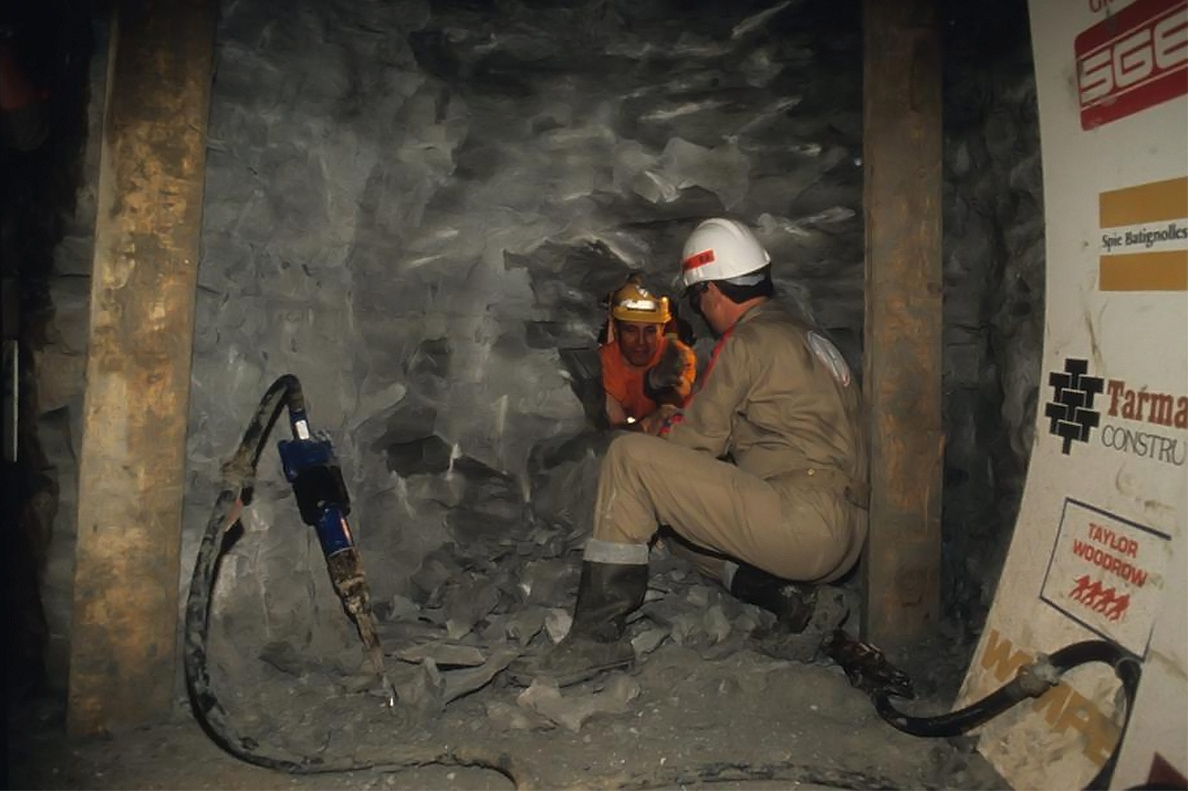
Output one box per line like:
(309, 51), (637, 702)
(8, 637), (1007, 791)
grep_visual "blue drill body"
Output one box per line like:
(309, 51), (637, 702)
(275, 400), (394, 705)
(277, 407), (354, 558)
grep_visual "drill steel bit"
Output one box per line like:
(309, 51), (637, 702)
(327, 548), (397, 708)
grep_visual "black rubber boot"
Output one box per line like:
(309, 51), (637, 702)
(729, 563), (817, 634)
(511, 560), (648, 686)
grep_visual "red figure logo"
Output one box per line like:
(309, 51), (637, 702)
(1069, 574), (1131, 622)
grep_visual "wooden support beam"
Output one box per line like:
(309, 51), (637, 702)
(68, 0), (214, 734)
(861, 0), (944, 648)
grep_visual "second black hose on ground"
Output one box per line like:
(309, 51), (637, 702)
(870, 637), (1140, 790)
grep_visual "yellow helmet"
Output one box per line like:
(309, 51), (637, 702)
(610, 277), (671, 324)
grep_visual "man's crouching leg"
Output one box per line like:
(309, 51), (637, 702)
(723, 561), (817, 634)
(661, 531), (818, 635)
(512, 435), (660, 686)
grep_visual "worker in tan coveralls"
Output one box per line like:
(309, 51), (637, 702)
(517, 218), (869, 686)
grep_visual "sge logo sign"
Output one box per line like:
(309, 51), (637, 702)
(1075, 0), (1188, 129)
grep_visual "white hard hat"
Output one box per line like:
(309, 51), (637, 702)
(680, 218), (771, 288)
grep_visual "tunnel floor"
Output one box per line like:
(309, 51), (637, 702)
(10, 621), (1005, 791)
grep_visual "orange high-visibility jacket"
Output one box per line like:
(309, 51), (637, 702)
(599, 336), (696, 420)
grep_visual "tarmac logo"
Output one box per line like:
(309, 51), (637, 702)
(1106, 379), (1188, 428)
(1045, 358), (1105, 454)
(1069, 574), (1131, 622)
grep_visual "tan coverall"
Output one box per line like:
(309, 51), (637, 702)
(585, 301), (868, 585)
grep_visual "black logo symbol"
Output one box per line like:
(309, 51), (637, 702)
(1045, 358), (1104, 454)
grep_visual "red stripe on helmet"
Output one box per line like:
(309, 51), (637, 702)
(682, 249), (715, 271)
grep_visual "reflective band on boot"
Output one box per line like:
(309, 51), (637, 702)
(584, 538), (649, 565)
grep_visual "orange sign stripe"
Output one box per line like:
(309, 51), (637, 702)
(1099, 177), (1188, 228)
(1099, 250), (1188, 291)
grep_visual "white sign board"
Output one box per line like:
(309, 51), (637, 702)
(957, 0), (1188, 788)
(1040, 499), (1172, 655)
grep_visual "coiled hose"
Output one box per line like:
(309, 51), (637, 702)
(183, 375), (535, 787)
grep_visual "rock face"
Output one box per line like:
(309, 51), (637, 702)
(184, 0), (869, 659)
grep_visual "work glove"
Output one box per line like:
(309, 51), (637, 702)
(644, 335), (693, 405)
(638, 404), (680, 436)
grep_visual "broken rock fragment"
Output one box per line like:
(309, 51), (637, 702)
(703, 604), (732, 643)
(631, 627), (668, 658)
(505, 606), (548, 646)
(392, 658), (446, 715)
(411, 551), (466, 606)
(516, 673), (641, 732)
(485, 701), (552, 731)
(439, 648), (519, 706)
(392, 649), (519, 715)
(443, 576), (502, 639)
(544, 608), (573, 644)
(378, 593), (422, 622)
(519, 558), (577, 604)
(669, 612), (702, 646)
(395, 641), (486, 668)
(686, 586), (712, 608)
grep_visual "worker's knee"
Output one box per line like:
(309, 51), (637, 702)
(604, 431), (662, 471)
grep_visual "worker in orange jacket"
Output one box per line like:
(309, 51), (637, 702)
(598, 276), (696, 435)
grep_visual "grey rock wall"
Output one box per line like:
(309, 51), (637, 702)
(185, 0), (867, 657)
(940, 6), (1044, 632)
(5, 11), (101, 697)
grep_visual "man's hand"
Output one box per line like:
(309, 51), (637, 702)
(638, 404), (680, 436)
(645, 335), (694, 405)
(605, 394), (628, 429)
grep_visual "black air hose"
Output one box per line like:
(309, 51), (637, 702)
(183, 375), (535, 787)
(872, 638), (1141, 790)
